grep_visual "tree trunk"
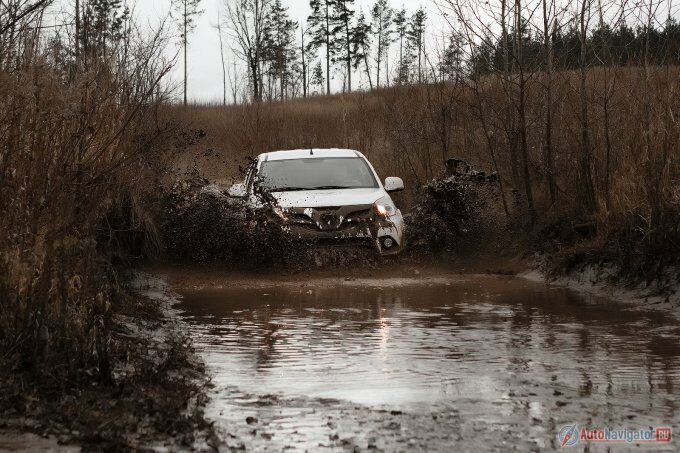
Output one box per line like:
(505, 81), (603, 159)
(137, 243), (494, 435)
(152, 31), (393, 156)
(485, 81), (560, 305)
(515, 0), (535, 221)
(345, 22), (352, 92)
(376, 26), (382, 87)
(325, 3), (331, 96)
(75, 0), (80, 67)
(542, 0), (557, 204)
(183, 0), (188, 106)
(398, 35), (403, 84)
(249, 48), (259, 101)
(217, 17), (227, 106)
(417, 37), (422, 84)
(603, 82), (612, 205)
(501, 0), (519, 189)
(301, 26), (307, 98)
(579, 0), (597, 212)
(364, 51), (373, 90)
(280, 55), (285, 101)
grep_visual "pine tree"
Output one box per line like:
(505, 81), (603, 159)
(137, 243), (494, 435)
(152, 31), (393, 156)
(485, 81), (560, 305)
(80, 0), (129, 61)
(393, 7), (408, 84)
(171, 0), (203, 106)
(264, 0), (297, 100)
(440, 32), (464, 81)
(351, 11), (373, 89)
(331, 0), (356, 92)
(310, 60), (325, 94)
(307, 0), (334, 95)
(371, 0), (393, 88)
(407, 7), (426, 84)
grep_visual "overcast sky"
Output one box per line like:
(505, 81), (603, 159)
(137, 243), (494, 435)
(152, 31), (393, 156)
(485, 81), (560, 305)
(131, 0), (435, 103)
(51, 0), (677, 103)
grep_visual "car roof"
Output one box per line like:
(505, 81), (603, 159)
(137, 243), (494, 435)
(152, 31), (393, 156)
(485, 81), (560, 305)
(259, 148), (365, 162)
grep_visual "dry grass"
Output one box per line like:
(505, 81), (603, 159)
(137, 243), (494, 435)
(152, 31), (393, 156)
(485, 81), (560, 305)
(0, 19), (168, 380)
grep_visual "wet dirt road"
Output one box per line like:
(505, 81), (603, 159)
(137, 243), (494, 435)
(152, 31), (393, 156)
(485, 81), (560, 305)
(168, 270), (680, 452)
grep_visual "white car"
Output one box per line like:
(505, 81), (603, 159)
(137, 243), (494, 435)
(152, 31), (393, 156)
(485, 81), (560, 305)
(228, 148), (405, 255)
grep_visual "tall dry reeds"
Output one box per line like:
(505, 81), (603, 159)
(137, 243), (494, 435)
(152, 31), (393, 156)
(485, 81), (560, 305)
(0, 2), (170, 380)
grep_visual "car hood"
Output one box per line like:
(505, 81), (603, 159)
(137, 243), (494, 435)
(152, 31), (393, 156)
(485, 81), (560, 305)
(270, 188), (385, 208)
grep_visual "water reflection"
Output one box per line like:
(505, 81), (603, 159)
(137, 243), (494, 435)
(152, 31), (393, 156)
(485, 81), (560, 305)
(176, 275), (680, 450)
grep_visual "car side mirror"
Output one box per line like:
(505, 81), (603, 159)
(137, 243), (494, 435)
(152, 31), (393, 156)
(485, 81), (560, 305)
(384, 177), (404, 193)
(228, 183), (247, 198)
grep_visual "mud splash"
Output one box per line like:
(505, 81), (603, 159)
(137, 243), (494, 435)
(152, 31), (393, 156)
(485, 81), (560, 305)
(159, 174), (297, 266)
(157, 159), (500, 269)
(169, 271), (680, 451)
(158, 173), (385, 270)
(406, 158), (501, 254)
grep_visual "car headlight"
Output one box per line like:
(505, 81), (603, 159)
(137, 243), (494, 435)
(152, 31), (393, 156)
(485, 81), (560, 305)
(373, 196), (397, 218)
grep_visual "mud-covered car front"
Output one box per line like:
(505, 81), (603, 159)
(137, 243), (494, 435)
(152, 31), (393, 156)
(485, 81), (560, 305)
(272, 200), (404, 255)
(229, 149), (406, 256)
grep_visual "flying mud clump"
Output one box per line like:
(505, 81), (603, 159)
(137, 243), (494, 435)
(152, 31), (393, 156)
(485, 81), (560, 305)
(159, 174), (298, 267)
(158, 174), (380, 269)
(405, 158), (500, 255)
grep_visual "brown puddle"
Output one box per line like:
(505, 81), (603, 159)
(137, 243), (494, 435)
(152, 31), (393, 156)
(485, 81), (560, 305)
(173, 273), (680, 451)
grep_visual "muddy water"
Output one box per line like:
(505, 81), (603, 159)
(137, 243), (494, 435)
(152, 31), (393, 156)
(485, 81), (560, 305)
(174, 274), (680, 451)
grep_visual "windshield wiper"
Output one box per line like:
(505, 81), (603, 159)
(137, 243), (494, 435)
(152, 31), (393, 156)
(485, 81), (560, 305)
(309, 186), (351, 190)
(269, 186), (351, 192)
(268, 187), (310, 192)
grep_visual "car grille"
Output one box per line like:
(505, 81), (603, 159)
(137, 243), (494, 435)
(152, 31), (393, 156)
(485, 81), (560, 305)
(286, 206), (373, 231)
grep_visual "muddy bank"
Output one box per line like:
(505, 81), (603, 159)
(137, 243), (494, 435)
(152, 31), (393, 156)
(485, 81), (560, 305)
(0, 274), (217, 451)
(524, 262), (680, 319)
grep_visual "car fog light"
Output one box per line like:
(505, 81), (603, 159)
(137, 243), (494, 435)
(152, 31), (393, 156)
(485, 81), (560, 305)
(383, 237), (394, 249)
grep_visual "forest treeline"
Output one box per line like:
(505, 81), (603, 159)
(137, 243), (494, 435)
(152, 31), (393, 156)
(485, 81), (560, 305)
(214, 0), (680, 103)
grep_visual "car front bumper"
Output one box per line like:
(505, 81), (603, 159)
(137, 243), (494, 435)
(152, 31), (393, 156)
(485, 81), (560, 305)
(280, 205), (404, 255)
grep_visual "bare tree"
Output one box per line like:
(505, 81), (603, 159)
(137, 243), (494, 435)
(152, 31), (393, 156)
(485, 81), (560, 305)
(225, 0), (272, 102)
(436, 0), (538, 220)
(513, 0), (535, 221)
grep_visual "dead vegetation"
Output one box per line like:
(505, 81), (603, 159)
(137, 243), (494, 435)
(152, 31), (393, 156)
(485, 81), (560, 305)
(0, 1), (219, 447)
(0, 4), (168, 377)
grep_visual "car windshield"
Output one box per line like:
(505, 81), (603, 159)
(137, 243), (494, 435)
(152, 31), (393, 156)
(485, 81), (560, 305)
(257, 157), (379, 192)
